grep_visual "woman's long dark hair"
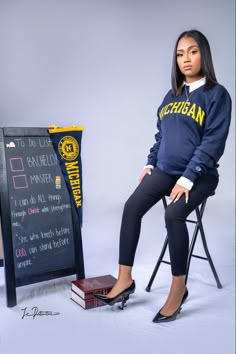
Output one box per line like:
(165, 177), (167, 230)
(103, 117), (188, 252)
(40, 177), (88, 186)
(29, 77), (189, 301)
(171, 30), (218, 96)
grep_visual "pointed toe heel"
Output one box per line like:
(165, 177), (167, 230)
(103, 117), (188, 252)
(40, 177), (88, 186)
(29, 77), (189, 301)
(153, 288), (188, 324)
(153, 307), (182, 323)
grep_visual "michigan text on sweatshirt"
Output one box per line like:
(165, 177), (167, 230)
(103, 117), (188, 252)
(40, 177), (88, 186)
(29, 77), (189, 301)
(147, 84), (232, 182)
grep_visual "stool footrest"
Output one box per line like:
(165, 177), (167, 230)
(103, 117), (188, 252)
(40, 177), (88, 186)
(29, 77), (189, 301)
(186, 219), (198, 224)
(161, 260), (171, 265)
(192, 254), (208, 260)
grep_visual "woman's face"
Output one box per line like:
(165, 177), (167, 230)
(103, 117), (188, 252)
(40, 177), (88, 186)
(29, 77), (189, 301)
(176, 36), (202, 83)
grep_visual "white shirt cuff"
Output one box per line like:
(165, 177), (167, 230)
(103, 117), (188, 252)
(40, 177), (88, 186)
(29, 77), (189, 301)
(177, 176), (194, 191)
(144, 165), (154, 170)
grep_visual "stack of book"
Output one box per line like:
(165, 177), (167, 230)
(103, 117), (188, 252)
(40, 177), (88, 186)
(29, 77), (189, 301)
(71, 274), (117, 309)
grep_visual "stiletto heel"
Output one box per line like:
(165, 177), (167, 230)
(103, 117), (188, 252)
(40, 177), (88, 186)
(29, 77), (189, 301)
(118, 295), (129, 310)
(94, 280), (135, 308)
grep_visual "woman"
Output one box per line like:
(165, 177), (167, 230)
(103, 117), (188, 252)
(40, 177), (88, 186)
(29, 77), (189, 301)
(94, 30), (232, 323)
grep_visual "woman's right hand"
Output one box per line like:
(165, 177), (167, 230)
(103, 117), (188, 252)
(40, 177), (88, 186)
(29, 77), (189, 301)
(139, 168), (152, 183)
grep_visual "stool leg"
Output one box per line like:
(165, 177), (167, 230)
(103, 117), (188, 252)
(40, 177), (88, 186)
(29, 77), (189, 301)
(185, 200), (207, 284)
(146, 196), (168, 292)
(195, 207), (223, 289)
(185, 222), (199, 286)
(146, 235), (168, 292)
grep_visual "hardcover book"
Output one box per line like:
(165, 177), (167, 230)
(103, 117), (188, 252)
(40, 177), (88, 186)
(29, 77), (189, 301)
(71, 274), (116, 300)
(71, 290), (106, 309)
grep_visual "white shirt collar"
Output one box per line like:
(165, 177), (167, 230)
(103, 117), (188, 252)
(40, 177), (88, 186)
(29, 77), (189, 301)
(184, 77), (206, 93)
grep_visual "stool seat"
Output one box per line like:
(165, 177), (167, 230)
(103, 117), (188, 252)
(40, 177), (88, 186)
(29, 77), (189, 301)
(146, 194), (222, 292)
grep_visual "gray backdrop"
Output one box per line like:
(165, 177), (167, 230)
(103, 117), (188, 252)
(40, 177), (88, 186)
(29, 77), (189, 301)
(0, 1), (235, 354)
(0, 0), (235, 211)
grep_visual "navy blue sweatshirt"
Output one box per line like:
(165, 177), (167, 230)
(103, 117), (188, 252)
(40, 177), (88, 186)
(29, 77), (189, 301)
(147, 83), (232, 182)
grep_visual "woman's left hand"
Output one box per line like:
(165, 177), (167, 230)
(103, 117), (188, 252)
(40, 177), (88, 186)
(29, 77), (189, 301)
(170, 183), (189, 204)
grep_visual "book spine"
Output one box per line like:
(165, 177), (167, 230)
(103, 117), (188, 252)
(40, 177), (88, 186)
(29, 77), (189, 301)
(71, 296), (106, 309)
(84, 299), (106, 310)
(71, 286), (112, 300)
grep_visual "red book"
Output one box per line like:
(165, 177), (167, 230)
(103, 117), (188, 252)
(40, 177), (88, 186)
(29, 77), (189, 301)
(71, 274), (116, 300)
(71, 290), (107, 309)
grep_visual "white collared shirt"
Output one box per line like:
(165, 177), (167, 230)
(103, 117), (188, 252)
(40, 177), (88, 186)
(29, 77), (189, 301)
(184, 76), (206, 93)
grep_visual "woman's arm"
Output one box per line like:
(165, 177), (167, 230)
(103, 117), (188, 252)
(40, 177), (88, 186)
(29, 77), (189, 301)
(182, 86), (232, 182)
(146, 114), (162, 167)
(170, 86), (231, 203)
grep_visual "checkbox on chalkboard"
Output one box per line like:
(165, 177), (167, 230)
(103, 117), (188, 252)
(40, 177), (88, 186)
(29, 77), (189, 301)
(13, 175), (28, 189)
(10, 158), (24, 172)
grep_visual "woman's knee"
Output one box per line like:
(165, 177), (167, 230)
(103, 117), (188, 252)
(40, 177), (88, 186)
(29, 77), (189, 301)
(165, 204), (186, 225)
(123, 197), (134, 214)
(123, 193), (146, 219)
(123, 195), (138, 215)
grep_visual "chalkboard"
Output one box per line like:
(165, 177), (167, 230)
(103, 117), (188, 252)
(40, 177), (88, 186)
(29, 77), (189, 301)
(0, 128), (85, 307)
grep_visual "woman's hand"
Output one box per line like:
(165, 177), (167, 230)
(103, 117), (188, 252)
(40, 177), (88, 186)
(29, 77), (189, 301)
(139, 168), (152, 183)
(170, 183), (189, 204)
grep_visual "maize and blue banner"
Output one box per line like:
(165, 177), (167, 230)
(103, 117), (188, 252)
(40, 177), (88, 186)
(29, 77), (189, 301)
(48, 125), (84, 226)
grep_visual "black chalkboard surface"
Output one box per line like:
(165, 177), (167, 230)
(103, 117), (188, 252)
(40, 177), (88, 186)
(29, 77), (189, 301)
(0, 128), (85, 307)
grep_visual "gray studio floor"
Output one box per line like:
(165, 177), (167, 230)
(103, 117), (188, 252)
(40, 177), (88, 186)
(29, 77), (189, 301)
(0, 200), (235, 354)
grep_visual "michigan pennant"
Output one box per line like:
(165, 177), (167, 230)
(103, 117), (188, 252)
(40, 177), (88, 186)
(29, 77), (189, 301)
(48, 125), (84, 225)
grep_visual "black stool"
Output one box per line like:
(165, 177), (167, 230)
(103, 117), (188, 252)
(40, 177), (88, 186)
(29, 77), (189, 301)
(146, 193), (223, 292)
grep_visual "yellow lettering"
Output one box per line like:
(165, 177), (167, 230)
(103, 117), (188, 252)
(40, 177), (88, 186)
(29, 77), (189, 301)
(70, 179), (80, 186)
(165, 103), (173, 115)
(68, 174), (79, 179)
(64, 161), (82, 208)
(181, 101), (191, 115)
(170, 102), (182, 113)
(159, 107), (165, 120)
(73, 190), (80, 195)
(158, 101), (205, 127)
(65, 161), (78, 170)
(196, 107), (205, 126)
(177, 102), (185, 113)
(187, 103), (196, 119)
(74, 194), (82, 206)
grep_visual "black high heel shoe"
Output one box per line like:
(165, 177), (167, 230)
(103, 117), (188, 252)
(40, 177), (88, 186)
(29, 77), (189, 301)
(152, 288), (188, 323)
(94, 280), (136, 310)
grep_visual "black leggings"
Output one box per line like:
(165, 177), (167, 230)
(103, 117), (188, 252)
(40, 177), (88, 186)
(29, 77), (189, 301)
(119, 167), (218, 276)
